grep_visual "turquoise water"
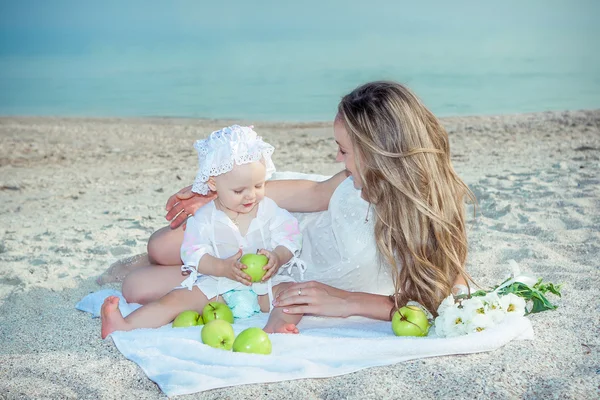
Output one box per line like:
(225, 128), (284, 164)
(1, 0), (599, 121)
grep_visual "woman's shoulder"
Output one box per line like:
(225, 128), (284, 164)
(330, 176), (364, 205)
(336, 176), (354, 192)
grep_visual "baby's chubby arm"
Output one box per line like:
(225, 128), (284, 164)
(195, 249), (253, 286)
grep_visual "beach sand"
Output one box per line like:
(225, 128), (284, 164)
(0, 111), (599, 399)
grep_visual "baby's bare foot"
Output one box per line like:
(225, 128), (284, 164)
(278, 323), (299, 334)
(100, 296), (129, 339)
(264, 323), (299, 334)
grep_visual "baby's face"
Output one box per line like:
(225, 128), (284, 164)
(213, 161), (266, 213)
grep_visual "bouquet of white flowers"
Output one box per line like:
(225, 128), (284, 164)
(434, 261), (561, 338)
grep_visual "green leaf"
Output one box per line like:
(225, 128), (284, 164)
(496, 280), (562, 315)
(465, 277), (562, 315)
(499, 282), (533, 298)
(546, 283), (562, 297)
(533, 279), (562, 298)
(528, 291), (559, 314)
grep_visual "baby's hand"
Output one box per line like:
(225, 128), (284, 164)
(257, 249), (281, 282)
(221, 249), (252, 286)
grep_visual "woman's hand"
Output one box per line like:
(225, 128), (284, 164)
(272, 281), (351, 317)
(165, 185), (217, 229)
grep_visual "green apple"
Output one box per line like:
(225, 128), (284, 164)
(232, 327), (272, 355)
(202, 302), (234, 324)
(172, 310), (204, 328)
(201, 320), (235, 350)
(240, 253), (269, 282)
(392, 305), (430, 337)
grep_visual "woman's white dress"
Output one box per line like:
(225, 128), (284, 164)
(273, 172), (395, 296)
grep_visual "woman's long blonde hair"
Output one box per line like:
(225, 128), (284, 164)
(337, 81), (475, 316)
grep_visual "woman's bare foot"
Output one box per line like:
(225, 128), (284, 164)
(100, 296), (131, 339)
(96, 253), (150, 285)
(264, 322), (299, 334)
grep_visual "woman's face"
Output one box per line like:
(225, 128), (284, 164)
(333, 117), (362, 189)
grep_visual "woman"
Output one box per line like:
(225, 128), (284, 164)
(99, 81), (473, 318)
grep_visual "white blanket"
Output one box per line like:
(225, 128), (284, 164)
(77, 289), (534, 397)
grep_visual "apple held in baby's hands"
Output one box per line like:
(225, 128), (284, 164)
(392, 305), (431, 337)
(240, 253), (269, 282)
(233, 327), (272, 355)
(201, 320), (235, 350)
(172, 310), (204, 328)
(202, 302), (234, 324)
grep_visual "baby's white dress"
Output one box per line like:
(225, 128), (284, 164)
(274, 173), (395, 296)
(179, 196), (303, 299)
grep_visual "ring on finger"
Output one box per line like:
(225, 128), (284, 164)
(298, 288), (303, 296)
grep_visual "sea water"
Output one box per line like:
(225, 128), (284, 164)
(0, 0), (598, 121)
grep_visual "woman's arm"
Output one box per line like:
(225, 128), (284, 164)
(344, 291), (396, 320)
(273, 281), (395, 321)
(165, 171), (348, 228)
(265, 170), (347, 212)
(274, 274), (471, 319)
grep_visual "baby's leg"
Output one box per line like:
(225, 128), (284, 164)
(260, 283), (302, 334)
(101, 286), (210, 339)
(121, 264), (186, 305)
(147, 225), (186, 265)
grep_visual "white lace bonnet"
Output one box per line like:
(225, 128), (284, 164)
(191, 125), (276, 195)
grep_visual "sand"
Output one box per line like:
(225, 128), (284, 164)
(0, 110), (599, 399)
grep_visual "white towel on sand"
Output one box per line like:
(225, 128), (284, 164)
(77, 290), (534, 397)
